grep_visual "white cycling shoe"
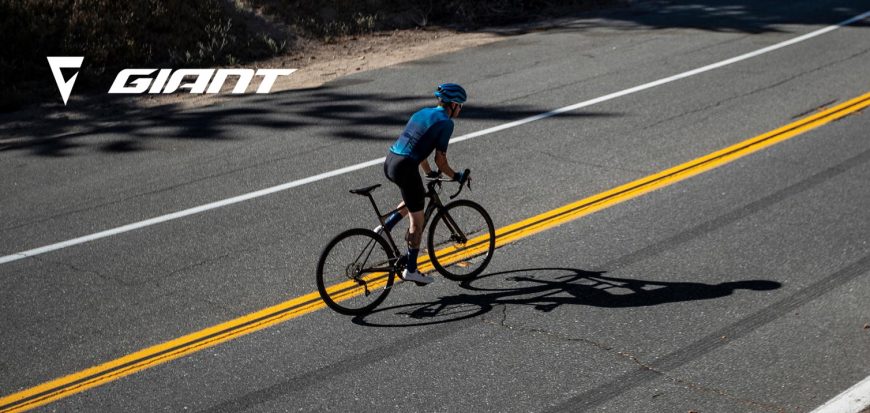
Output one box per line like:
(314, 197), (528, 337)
(400, 269), (434, 285)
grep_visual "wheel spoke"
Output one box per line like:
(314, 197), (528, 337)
(317, 229), (395, 315)
(427, 200), (495, 280)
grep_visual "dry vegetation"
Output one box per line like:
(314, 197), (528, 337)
(0, 0), (622, 111)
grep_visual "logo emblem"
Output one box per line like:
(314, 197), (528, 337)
(47, 56), (84, 105)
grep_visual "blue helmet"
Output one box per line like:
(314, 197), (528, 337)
(434, 83), (467, 104)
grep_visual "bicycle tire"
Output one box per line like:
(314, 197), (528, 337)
(316, 228), (396, 315)
(427, 199), (495, 281)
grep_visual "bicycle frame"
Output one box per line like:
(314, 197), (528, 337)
(360, 180), (467, 263)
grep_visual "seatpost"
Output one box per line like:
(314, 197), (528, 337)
(365, 194), (386, 225)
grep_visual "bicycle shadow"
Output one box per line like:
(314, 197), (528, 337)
(351, 267), (781, 327)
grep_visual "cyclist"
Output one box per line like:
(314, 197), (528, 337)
(378, 83), (470, 285)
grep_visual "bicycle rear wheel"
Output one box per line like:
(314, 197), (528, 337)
(316, 228), (396, 315)
(427, 199), (495, 281)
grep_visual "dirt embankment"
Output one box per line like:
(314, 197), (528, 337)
(141, 28), (504, 110)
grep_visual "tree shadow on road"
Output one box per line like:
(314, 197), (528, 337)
(0, 83), (619, 157)
(351, 267), (781, 327)
(485, 0), (870, 36)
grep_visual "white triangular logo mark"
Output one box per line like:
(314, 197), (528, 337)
(47, 56), (84, 105)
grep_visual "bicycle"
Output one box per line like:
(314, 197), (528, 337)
(316, 170), (496, 315)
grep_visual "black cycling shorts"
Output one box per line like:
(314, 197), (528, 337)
(384, 151), (425, 212)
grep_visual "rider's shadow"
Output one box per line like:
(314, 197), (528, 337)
(351, 267), (781, 327)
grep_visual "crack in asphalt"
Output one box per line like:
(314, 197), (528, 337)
(544, 250), (870, 413)
(486, 304), (791, 412)
(150, 250), (266, 313)
(670, 32), (759, 57)
(28, 249), (243, 290)
(500, 30), (786, 116)
(148, 252), (237, 288)
(466, 143), (870, 411)
(535, 149), (654, 175)
(163, 288), (236, 314)
(198, 315), (484, 413)
(30, 255), (115, 285)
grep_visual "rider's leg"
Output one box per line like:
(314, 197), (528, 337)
(384, 152), (433, 283)
(405, 210), (424, 273)
(383, 154), (409, 232)
(375, 203), (406, 233)
(384, 203), (407, 231)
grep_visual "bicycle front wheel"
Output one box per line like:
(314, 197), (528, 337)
(316, 228), (396, 315)
(427, 200), (495, 281)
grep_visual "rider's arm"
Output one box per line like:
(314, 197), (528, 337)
(434, 150), (458, 179)
(431, 119), (458, 178)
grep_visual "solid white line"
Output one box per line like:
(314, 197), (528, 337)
(810, 374), (870, 413)
(2, 10), (869, 265)
(0, 157), (386, 265)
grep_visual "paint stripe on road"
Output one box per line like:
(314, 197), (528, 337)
(2, 88), (868, 413)
(810, 375), (870, 413)
(1, 9), (868, 265)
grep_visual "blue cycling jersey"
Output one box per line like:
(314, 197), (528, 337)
(389, 106), (454, 161)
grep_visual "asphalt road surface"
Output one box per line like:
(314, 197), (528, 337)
(2, 1), (870, 412)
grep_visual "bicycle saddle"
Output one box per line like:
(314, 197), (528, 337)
(349, 184), (381, 196)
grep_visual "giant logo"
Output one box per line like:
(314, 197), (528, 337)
(47, 56), (297, 105)
(47, 56), (84, 105)
(108, 68), (297, 94)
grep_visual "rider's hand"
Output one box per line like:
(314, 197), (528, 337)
(426, 170), (442, 179)
(454, 168), (471, 183)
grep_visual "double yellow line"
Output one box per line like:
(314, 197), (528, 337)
(2, 91), (869, 413)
